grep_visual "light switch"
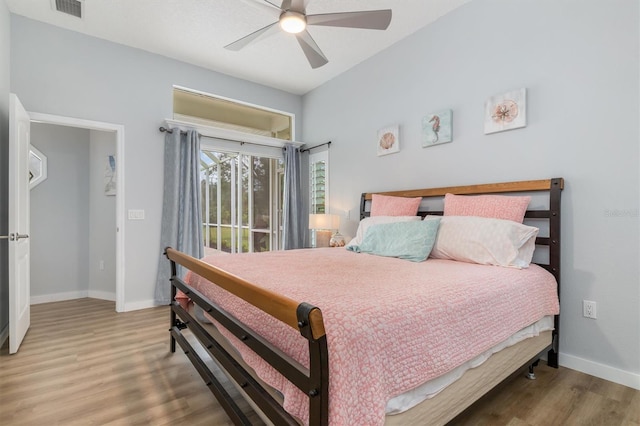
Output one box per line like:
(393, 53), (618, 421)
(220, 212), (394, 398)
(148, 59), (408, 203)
(128, 209), (145, 220)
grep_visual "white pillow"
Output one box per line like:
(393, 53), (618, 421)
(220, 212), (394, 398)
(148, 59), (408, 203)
(346, 216), (422, 248)
(426, 215), (539, 268)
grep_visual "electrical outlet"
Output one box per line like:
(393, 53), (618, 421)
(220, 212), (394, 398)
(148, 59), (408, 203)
(128, 209), (145, 220)
(583, 300), (597, 319)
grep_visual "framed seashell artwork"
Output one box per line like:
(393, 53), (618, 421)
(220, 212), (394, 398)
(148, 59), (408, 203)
(377, 125), (400, 156)
(484, 88), (527, 134)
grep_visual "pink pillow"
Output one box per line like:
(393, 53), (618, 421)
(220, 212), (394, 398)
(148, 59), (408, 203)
(370, 194), (422, 216)
(443, 193), (531, 223)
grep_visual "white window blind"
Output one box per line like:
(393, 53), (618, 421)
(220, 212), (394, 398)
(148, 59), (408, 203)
(309, 151), (328, 214)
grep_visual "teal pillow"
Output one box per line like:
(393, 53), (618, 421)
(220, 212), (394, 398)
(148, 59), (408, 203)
(347, 218), (440, 262)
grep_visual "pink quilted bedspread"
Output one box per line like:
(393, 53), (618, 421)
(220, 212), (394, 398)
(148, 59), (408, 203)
(183, 248), (559, 425)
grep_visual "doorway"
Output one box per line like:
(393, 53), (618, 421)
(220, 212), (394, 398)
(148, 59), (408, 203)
(200, 148), (283, 253)
(28, 113), (125, 312)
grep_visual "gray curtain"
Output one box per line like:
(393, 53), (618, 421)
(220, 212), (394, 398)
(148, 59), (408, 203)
(282, 143), (305, 249)
(155, 128), (204, 304)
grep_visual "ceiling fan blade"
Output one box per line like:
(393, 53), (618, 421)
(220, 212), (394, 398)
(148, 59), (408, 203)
(224, 22), (280, 51)
(239, 0), (282, 13)
(307, 9), (392, 30)
(262, 0), (284, 10)
(241, 0), (282, 18)
(295, 30), (328, 69)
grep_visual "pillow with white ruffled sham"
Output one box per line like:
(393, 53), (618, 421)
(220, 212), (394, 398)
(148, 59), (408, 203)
(345, 216), (422, 248)
(426, 215), (539, 268)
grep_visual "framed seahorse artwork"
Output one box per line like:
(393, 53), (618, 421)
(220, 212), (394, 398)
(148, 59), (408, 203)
(422, 109), (452, 148)
(484, 88), (527, 134)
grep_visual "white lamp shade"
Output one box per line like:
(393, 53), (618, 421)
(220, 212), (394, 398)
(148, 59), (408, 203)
(309, 214), (340, 230)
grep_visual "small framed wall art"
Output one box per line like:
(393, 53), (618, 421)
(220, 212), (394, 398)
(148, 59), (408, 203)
(104, 155), (116, 196)
(422, 109), (452, 147)
(484, 88), (527, 134)
(377, 125), (400, 156)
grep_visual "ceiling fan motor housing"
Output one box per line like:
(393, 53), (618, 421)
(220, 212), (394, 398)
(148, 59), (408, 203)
(279, 11), (307, 34)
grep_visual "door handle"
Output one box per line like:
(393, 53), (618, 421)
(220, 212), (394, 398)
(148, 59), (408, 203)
(0, 233), (29, 241)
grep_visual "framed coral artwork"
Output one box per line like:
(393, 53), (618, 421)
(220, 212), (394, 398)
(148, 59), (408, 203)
(104, 155), (116, 196)
(484, 88), (527, 134)
(377, 125), (400, 156)
(422, 109), (452, 147)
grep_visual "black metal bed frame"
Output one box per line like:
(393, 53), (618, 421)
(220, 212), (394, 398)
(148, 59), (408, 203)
(167, 250), (328, 425)
(166, 177), (563, 426)
(359, 177), (563, 368)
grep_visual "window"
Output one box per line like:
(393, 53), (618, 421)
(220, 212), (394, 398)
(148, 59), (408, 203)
(309, 150), (329, 246)
(174, 86), (294, 253)
(310, 154), (327, 214)
(173, 87), (293, 140)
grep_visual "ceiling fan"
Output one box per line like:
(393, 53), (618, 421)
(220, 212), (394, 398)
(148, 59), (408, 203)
(226, 0), (392, 69)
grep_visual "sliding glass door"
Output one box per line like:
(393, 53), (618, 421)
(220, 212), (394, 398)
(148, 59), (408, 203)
(200, 149), (283, 253)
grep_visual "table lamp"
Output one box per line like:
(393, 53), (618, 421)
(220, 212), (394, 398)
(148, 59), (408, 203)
(309, 214), (339, 248)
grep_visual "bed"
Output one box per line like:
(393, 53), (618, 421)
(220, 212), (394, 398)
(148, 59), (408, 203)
(165, 177), (563, 425)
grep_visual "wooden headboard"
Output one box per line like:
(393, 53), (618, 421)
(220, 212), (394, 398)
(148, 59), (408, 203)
(360, 178), (564, 366)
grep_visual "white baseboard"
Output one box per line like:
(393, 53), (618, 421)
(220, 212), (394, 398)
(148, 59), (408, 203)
(30, 293), (158, 311)
(123, 299), (160, 312)
(31, 290), (116, 305)
(87, 290), (116, 301)
(561, 352), (640, 390)
(31, 291), (89, 305)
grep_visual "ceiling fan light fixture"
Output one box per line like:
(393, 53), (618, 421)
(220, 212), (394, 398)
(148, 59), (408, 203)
(226, 4), (393, 69)
(279, 11), (307, 34)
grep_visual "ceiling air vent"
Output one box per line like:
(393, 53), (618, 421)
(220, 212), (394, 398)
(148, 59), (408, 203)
(53, 0), (83, 18)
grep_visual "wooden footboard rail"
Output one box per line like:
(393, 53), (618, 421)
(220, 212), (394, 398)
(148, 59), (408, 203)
(361, 178), (564, 368)
(165, 248), (329, 426)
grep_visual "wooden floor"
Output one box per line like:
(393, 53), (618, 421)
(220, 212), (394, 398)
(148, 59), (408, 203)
(1, 298), (638, 426)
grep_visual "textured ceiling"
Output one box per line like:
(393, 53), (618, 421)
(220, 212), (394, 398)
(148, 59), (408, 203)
(6, 0), (470, 95)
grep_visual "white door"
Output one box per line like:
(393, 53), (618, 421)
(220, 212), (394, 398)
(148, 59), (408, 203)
(8, 94), (31, 354)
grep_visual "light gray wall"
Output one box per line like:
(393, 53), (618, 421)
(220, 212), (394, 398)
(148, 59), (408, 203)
(0, 0), (10, 345)
(7, 0), (637, 386)
(89, 130), (116, 298)
(30, 123), (90, 299)
(10, 15), (303, 309)
(302, 0), (639, 382)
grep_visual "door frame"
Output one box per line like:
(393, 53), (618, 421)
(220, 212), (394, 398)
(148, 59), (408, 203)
(28, 112), (126, 312)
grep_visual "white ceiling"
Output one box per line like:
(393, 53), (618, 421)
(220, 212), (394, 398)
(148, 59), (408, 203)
(6, 0), (470, 95)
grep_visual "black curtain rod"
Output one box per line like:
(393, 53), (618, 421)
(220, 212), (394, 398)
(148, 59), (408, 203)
(160, 126), (282, 149)
(300, 141), (331, 153)
(159, 126), (186, 135)
(159, 126), (330, 152)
